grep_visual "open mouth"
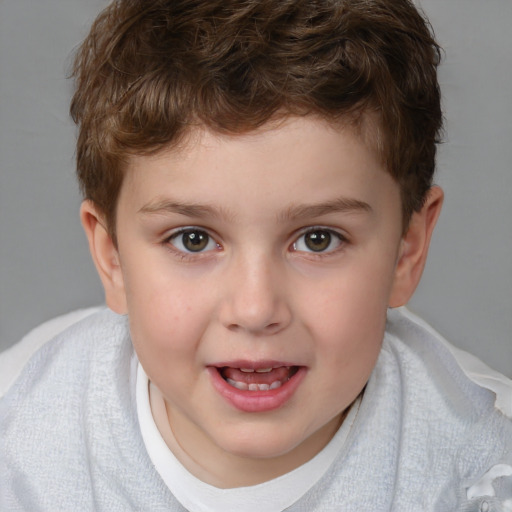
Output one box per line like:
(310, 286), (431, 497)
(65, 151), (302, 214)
(208, 363), (306, 412)
(218, 366), (300, 392)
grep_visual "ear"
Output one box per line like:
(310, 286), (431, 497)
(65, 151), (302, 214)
(389, 186), (444, 308)
(80, 200), (127, 314)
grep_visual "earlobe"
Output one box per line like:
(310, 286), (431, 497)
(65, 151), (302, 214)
(389, 186), (444, 308)
(80, 200), (127, 314)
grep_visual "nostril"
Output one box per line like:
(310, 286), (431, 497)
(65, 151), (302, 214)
(225, 321), (282, 334)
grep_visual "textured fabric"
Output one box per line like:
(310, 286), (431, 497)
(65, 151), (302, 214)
(0, 306), (101, 398)
(1, 308), (511, 511)
(0, 311), (183, 512)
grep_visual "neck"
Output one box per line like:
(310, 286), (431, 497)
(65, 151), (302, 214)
(149, 382), (347, 488)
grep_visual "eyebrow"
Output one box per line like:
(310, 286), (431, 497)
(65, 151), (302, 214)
(138, 200), (231, 220)
(278, 197), (373, 222)
(138, 196), (372, 222)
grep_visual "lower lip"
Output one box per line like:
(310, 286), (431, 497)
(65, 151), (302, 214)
(207, 366), (307, 413)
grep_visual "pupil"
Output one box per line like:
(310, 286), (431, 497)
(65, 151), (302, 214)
(183, 231), (208, 251)
(305, 231), (331, 252)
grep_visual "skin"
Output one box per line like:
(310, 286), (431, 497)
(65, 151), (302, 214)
(81, 116), (443, 488)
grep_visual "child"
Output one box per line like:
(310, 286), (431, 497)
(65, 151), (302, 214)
(1, 0), (511, 510)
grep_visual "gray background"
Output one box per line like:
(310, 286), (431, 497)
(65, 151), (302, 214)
(1, 1), (511, 376)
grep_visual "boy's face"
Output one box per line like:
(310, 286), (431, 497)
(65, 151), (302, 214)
(88, 116), (429, 485)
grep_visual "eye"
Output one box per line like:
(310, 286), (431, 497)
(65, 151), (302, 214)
(292, 228), (345, 253)
(169, 228), (218, 253)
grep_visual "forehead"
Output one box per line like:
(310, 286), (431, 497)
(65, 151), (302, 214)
(117, 115), (399, 229)
(129, 116), (369, 174)
(127, 113), (384, 178)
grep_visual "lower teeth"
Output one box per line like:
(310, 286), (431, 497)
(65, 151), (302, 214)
(226, 378), (282, 391)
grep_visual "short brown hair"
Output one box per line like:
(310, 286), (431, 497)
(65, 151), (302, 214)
(70, 0), (442, 238)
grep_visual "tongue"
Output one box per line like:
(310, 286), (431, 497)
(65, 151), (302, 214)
(221, 366), (294, 385)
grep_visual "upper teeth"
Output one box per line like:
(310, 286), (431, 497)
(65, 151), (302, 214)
(240, 368), (273, 373)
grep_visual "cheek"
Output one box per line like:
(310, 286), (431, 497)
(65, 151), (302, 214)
(123, 268), (213, 366)
(301, 253), (394, 363)
(312, 283), (387, 403)
(309, 259), (393, 324)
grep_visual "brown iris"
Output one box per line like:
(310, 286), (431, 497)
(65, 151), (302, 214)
(304, 230), (332, 252)
(181, 230), (210, 252)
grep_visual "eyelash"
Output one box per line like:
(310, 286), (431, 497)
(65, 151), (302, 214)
(162, 226), (348, 259)
(164, 227), (221, 260)
(291, 227), (348, 257)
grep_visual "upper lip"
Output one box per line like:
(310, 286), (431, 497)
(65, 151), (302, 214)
(209, 360), (301, 370)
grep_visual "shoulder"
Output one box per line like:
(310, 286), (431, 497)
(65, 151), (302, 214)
(0, 309), (161, 509)
(0, 307), (135, 455)
(385, 306), (512, 419)
(0, 306), (128, 399)
(0, 307), (102, 398)
(381, 308), (512, 509)
(0, 307), (101, 398)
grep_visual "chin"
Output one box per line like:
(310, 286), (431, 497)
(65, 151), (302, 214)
(213, 421), (310, 461)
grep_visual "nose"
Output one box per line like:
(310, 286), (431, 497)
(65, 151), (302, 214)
(218, 252), (292, 336)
